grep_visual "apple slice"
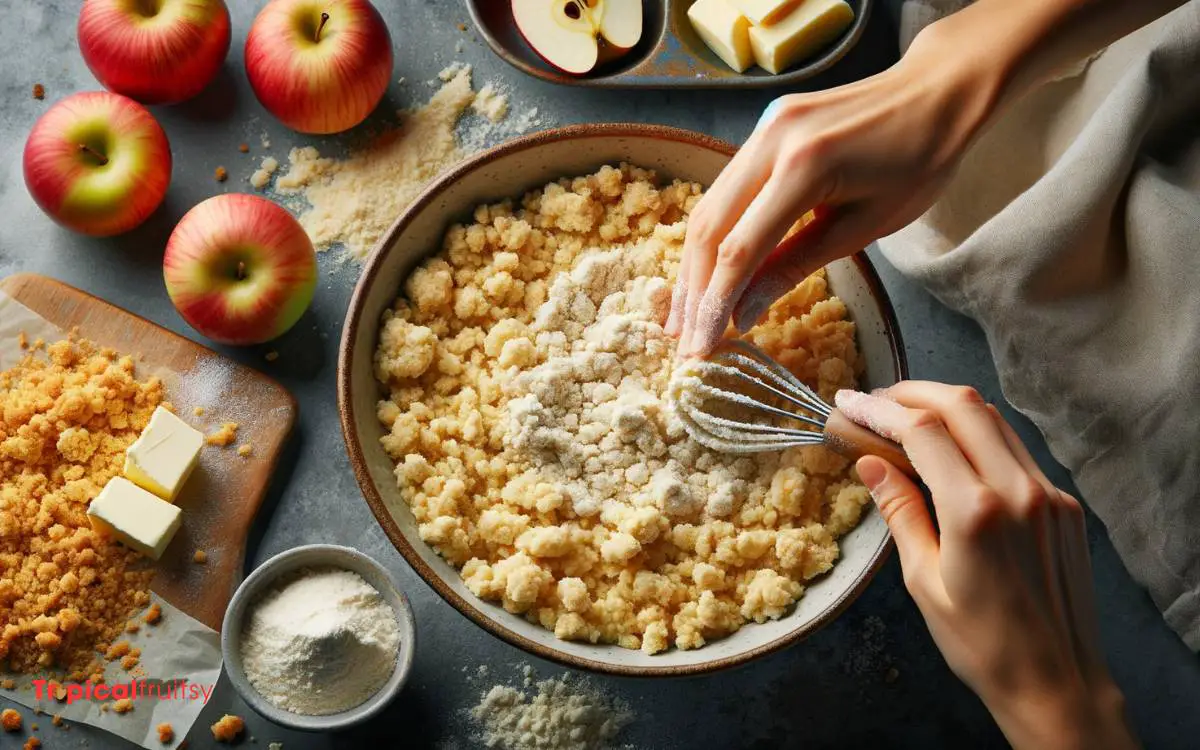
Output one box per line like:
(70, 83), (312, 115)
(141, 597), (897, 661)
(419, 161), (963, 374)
(512, 0), (642, 76)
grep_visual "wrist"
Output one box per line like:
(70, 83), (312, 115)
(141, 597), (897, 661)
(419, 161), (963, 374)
(986, 679), (1139, 750)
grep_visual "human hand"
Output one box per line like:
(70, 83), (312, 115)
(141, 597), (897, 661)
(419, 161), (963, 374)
(667, 30), (997, 357)
(835, 384), (1138, 750)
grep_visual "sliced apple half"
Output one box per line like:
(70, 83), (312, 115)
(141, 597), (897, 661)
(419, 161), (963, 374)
(512, 0), (643, 75)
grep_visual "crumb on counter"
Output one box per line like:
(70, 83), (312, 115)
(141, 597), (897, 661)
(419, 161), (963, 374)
(51, 715), (63, 727)
(142, 603), (162, 625)
(214, 166), (228, 182)
(23, 737), (40, 750)
(249, 157), (279, 190)
(457, 22), (466, 31)
(193, 406), (205, 416)
(206, 422), (239, 447)
(105, 641), (131, 661)
(193, 549), (208, 564)
(157, 722), (174, 743)
(211, 714), (245, 743)
(32, 83), (44, 100)
(113, 697), (133, 714)
(264, 350), (279, 362)
(238, 143), (249, 153)
(17, 332), (28, 349)
(1, 708), (21, 732)
(237, 444), (253, 458)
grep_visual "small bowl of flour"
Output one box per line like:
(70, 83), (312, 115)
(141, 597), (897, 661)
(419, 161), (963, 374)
(221, 544), (416, 730)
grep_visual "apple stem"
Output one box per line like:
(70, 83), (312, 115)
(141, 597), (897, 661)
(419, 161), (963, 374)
(315, 12), (330, 42)
(236, 261), (247, 281)
(77, 143), (108, 166)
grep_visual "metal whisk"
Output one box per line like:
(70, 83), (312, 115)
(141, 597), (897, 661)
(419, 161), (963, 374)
(669, 340), (916, 477)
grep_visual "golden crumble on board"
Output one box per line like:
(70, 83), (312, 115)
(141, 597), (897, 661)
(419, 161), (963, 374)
(0, 338), (160, 677)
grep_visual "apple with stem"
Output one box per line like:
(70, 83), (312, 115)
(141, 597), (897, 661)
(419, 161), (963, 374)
(164, 194), (317, 345)
(245, 0), (393, 134)
(512, 0), (643, 75)
(78, 0), (232, 105)
(23, 91), (172, 237)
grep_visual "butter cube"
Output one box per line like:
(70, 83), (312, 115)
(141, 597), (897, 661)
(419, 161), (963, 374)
(748, 0), (854, 74)
(688, 0), (754, 73)
(730, 0), (802, 26)
(124, 406), (203, 502)
(88, 477), (183, 560)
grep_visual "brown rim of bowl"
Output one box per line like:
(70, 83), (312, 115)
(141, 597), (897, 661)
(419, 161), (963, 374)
(338, 123), (906, 677)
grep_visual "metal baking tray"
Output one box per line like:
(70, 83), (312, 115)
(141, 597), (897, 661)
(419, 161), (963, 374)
(466, 0), (873, 88)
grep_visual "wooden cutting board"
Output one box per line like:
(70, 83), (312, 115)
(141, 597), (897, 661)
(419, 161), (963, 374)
(0, 272), (297, 632)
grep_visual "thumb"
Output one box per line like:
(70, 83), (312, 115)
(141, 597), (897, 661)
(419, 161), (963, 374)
(732, 203), (874, 333)
(856, 455), (940, 592)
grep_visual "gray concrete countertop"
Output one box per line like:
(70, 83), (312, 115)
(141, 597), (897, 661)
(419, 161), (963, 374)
(2, 1), (1198, 748)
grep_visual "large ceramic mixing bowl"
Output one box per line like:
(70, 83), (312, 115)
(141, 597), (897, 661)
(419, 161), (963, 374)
(339, 124), (906, 676)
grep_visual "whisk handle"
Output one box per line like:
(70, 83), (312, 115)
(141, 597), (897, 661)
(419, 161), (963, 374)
(823, 409), (918, 480)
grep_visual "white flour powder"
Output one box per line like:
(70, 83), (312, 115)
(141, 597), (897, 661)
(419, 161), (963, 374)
(470, 672), (633, 750)
(240, 567), (401, 716)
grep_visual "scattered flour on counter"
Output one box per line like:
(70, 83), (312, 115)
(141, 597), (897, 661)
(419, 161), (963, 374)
(468, 670), (634, 750)
(269, 64), (545, 260)
(250, 156), (279, 190)
(473, 83), (509, 123)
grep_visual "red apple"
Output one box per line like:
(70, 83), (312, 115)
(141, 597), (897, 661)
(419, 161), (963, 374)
(23, 91), (171, 237)
(512, 0), (642, 75)
(245, 0), (393, 134)
(164, 195), (317, 345)
(78, 0), (232, 105)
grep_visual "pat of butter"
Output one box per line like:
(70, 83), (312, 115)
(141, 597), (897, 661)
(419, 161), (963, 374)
(749, 0), (854, 74)
(688, 0), (754, 73)
(124, 406), (203, 502)
(730, 0), (802, 26)
(88, 477), (182, 560)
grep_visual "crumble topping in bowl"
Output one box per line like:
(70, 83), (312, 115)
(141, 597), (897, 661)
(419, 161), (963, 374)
(374, 164), (868, 653)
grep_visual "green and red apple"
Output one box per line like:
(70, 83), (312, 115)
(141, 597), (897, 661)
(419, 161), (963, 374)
(512, 0), (642, 75)
(23, 91), (171, 237)
(78, 0), (232, 105)
(245, 0), (393, 134)
(164, 194), (317, 345)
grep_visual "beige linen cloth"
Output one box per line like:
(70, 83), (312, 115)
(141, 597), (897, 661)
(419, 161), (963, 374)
(879, 1), (1200, 649)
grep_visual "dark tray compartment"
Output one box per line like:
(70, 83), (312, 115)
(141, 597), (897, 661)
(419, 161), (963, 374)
(466, 0), (873, 89)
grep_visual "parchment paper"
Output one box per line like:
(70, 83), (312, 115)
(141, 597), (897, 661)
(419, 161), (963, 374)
(0, 290), (224, 749)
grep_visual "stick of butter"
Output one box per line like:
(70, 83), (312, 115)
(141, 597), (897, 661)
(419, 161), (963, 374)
(730, 0), (803, 26)
(688, 0), (754, 73)
(88, 477), (183, 560)
(749, 0), (854, 74)
(124, 406), (203, 502)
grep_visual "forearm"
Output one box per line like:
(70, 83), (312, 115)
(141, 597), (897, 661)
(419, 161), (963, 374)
(987, 678), (1140, 750)
(906, 0), (1187, 139)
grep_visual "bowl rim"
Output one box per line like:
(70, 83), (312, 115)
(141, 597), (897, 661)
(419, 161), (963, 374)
(219, 543), (417, 730)
(338, 123), (906, 677)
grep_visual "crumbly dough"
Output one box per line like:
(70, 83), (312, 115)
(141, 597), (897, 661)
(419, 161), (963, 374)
(0, 338), (160, 677)
(374, 165), (868, 653)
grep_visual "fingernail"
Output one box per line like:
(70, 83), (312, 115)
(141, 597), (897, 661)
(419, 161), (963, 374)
(734, 297), (769, 334)
(855, 457), (888, 493)
(690, 294), (729, 358)
(665, 280), (687, 337)
(834, 390), (905, 442)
